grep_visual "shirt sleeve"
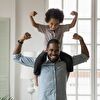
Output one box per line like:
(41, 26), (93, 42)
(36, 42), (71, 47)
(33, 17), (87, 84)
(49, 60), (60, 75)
(72, 54), (89, 66)
(37, 24), (47, 34)
(60, 24), (70, 33)
(13, 53), (34, 68)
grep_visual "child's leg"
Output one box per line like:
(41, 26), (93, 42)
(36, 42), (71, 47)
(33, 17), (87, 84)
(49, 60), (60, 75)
(34, 51), (47, 75)
(34, 75), (38, 86)
(33, 75), (38, 86)
(60, 51), (73, 72)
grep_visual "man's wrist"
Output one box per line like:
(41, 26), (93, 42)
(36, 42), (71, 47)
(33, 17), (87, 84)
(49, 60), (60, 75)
(75, 13), (78, 17)
(79, 38), (85, 46)
(18, 39), (24, 45)
(30, 16), (33, 18)
(79, 36), (83, 41)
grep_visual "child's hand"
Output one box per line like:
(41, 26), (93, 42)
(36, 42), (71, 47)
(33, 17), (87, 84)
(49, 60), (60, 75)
(73, 33), (82, 40)
(29, 11), (37, 17)
(70, 11), (78, 16)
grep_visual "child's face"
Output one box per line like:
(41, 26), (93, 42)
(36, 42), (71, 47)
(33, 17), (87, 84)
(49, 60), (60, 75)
(48, 18), (60, 30)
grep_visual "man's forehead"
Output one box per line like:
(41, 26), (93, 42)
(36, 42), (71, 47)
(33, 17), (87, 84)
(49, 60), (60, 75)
(48, 43), (60, 48)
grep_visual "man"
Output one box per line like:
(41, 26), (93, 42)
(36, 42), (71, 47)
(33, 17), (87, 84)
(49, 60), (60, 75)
(13, 32), (89, 100)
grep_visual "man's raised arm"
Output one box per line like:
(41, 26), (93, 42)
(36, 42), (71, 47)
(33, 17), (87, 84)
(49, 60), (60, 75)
(13, 32), (31, 54)
(13, 32), (34, 67)
(73, 33), (89, 58)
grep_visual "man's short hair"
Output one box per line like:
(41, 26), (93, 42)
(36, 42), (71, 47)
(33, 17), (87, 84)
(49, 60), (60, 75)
(47, 39), (60, 48)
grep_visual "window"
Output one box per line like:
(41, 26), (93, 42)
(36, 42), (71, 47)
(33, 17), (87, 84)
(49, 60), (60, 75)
(47, 0), (100, 100)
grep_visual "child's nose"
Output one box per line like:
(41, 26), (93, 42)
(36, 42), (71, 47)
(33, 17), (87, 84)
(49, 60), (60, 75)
(52, 25), (54, 28)
(52, 25), (56, 29)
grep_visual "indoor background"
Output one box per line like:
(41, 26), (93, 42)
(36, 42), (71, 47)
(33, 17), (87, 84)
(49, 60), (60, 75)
(0, 0), (100, 100)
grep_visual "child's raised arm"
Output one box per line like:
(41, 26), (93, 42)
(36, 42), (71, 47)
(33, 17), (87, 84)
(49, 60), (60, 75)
(69, 11), (78, 29)
(29, 11), (39, 28)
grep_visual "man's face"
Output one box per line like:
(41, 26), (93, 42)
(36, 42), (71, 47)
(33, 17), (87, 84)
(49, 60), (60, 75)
(48, 18), (60, 30)
(46, 43), (60, 62)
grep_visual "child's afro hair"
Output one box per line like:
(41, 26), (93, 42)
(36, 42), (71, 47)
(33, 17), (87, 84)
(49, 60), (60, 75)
(45, 8), (64, 23)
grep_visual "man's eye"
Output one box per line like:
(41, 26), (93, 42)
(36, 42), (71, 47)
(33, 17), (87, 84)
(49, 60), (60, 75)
(56, 49), (59, 52)
(50, 49), (53, 51)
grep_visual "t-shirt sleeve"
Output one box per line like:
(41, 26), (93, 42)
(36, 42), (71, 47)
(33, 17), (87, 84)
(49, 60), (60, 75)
(72, 54), (89, 66)
(37, 24), (47, 34)
(60, 24), (70, 33)
(13, 53), (34, 68)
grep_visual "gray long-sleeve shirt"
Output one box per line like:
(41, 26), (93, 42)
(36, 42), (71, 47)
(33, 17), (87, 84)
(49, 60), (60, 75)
(13, 53), (88, 100)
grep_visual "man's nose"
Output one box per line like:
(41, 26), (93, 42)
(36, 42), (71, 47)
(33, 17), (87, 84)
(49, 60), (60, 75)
(52, 51), (56, 55)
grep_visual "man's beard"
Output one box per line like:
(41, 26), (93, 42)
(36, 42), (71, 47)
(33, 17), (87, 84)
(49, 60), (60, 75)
(48, 56), (59, 63)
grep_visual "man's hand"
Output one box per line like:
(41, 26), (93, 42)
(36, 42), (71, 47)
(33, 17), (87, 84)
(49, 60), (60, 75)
(18, 32), (32, 42)
(13, 32), (31, 54)
(29, 11), (37, 17)
(70, 11), (78, 16)
(73, 33), (89, 58)
(73, 33), (82, 40)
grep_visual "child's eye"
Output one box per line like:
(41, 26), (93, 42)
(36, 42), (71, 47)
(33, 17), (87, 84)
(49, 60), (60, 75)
(51, 23), (53, 25)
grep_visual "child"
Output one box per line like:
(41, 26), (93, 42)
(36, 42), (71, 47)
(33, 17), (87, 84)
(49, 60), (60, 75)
(29, 8), (78, 86)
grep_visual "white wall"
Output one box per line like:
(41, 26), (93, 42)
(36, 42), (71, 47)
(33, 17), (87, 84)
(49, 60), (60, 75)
(15, 0), (46, 100)
(16, 0), (45, 52)
(0, 0), (46, 100)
